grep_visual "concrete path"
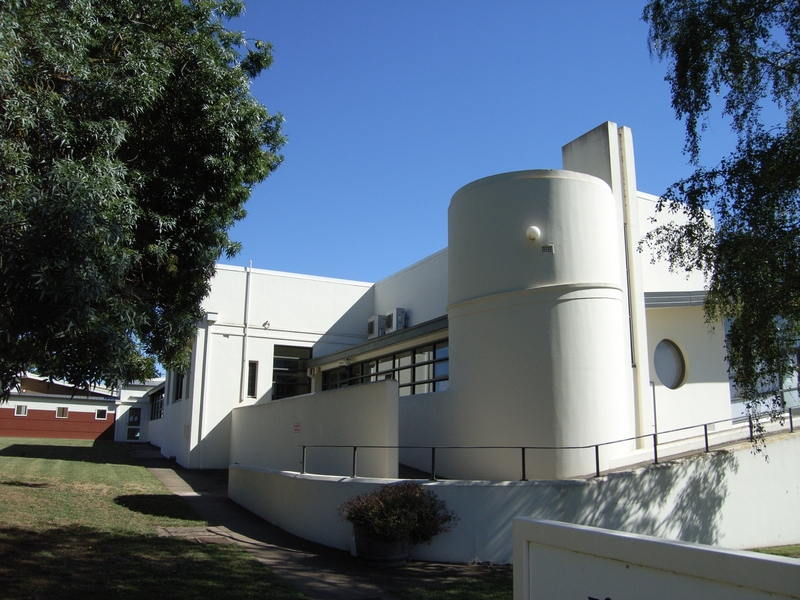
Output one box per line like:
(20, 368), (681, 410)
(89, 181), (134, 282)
(129, 444), (507, 600)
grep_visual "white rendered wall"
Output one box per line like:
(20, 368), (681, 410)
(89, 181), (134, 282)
(154, 265), (373, 469)
(638, 192), (709, 293)
(646, 306), (732, 438)
(231, 380), (399, 478)
(229, 432), (800, 564)
(373, 249), (448, 327)
(562, 123), (647, 444)
(513, 519), (800, 600)
(445, 170), (631, 479)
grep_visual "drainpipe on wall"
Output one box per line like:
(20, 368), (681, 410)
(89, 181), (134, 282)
(619, 127), (650, 448)
(196, 311), (216, 453)
(239, 261), (253, 403)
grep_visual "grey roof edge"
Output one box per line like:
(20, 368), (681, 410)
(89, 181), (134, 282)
(308, 315), (449, 368)
(645, 290), (707, 308)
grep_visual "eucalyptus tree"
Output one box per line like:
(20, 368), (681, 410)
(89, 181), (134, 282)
(0, 0), (284, 397)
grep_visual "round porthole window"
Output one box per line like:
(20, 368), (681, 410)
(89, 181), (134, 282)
(654, 339), (686, 389)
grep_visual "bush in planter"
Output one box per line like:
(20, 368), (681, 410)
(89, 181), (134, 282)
(338, 481), (458, 545)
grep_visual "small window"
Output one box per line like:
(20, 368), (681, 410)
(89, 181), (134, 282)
(175, 373), (184, 401)
(14, 405), (27, 417)
(56, 407), (69, 419)
(654, 339), (686, 390)
(247, 361), (258, 398)
(95, 409), (107, 420)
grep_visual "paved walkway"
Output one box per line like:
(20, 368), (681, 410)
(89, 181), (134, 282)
(129, 444), (507, 600)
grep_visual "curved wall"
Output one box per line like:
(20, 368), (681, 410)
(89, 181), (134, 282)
(446, 170), (632, 478)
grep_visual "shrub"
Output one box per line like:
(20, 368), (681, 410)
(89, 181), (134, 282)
(338, 482), (458, 544)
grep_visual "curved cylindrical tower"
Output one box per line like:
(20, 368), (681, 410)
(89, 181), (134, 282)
(446, 170), (631, 479)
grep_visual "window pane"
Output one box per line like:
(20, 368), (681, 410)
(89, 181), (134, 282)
(397, 351), (412, 367)
(415, 346), (433, 363)
(378, 356), (393, 374)
(415, 364), (433, 383)
(273, 345), (312, 399)
(247, 361), (258, 397)
(363, 361), (377, 383)
(274, 346), (313, 359)
(398, 367), (412, 387)
(435, 360), (449, 379)
(128, 408), (141, 425)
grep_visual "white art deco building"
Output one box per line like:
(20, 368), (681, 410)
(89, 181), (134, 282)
(146, 121), (733, 481)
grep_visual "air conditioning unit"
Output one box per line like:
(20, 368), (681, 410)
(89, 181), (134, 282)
(385, 308), (406, 334)
(367, 315), (386, 340)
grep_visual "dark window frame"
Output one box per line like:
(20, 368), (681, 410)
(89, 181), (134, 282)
(247, 361), (258, 398)
(150, 389), (165, 421)
(272, 345), (312, 400)
(321, 338), (449, 395)
(174, 373), (184, 401)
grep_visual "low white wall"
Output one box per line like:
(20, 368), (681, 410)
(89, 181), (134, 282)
(231, 380), (399, 478)
(229, 432), (800, 564)
(514, 519), (800, 600)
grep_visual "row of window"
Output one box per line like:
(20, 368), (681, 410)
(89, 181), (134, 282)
(156, 339), (447, 408)
(13, 405), (108, 420)
(321, 340), (449, 396)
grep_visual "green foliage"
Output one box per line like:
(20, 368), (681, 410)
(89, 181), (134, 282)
(0, 0), (284, 397)
(338, 482), (458, 545)
(642, 0), (800, 435)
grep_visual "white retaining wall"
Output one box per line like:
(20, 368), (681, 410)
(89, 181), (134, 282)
(513, 519), (800, 600)
(229, 432), (800, 564)
(230, 380), (399, 478)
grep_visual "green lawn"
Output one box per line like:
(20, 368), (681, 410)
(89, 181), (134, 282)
(752, 544), (800, 559)
(0, 437), (305, 599)
(392, 570), (512, 600)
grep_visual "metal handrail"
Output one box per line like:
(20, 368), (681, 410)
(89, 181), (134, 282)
(299, 405), (798, 480)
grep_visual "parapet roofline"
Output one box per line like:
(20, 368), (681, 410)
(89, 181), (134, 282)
(214, 263), (373, 288)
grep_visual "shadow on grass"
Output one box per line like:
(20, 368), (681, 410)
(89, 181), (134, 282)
(0, 525), (306, 600)
(391, 569), (512, 600)
(0, 480), (51, 488)
(114, 494), (201, 521)
(0, 441), (136, 465)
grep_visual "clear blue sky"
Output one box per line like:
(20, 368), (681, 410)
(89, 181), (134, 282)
(221, 0), (732, 283)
